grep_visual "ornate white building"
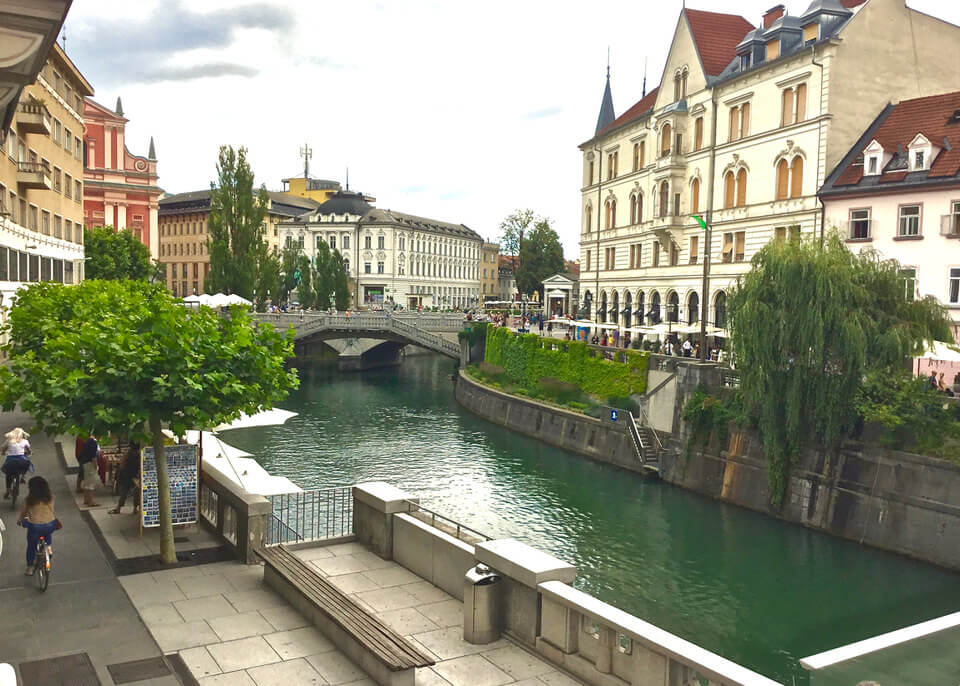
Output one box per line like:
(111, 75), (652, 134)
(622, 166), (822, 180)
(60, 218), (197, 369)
(281, 190), (483, 309)
(578, 0), (960, 333)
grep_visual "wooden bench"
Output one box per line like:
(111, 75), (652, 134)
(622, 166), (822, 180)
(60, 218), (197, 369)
(258, 545), (434, 686)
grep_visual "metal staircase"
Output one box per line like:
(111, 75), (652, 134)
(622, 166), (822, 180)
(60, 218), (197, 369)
(627, 409), (663, 473)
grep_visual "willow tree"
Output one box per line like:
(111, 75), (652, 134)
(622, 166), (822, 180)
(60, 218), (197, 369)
(0, 280), (298, 563)
(728, 233), (951, 506)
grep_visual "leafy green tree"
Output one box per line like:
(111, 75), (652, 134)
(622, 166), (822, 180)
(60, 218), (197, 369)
(84, 225), (154, 281)
(311, 240), (334, 310)
(517, 220), (564, 299)
(253, 244), (280, 312)
(0, 280), (297, 563)
(206, 146), (270, 298)
(729, 234), (952, 505)
(277, 244), (305, 304)
(331, 252), (350, 310)
(499, 209), (534, 262)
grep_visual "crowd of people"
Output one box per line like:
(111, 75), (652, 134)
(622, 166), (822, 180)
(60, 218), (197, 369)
(928, 370), (959, 397)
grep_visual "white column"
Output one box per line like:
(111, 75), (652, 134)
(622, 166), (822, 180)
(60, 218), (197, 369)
(149, 205), (159, 260)
(116, 204), (126, 230)
(104, 126), (113, 171)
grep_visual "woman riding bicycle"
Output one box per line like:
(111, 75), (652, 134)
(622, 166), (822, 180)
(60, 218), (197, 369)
(17, 476), (56, 576)
(2, 427), (31, 499)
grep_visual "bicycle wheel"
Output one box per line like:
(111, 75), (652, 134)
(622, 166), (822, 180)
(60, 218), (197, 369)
(9, 479), (18, 511)
(35, 545), (49, 592)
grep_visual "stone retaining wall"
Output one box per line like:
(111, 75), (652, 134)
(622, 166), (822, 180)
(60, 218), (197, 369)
(454, 371), (643, 474)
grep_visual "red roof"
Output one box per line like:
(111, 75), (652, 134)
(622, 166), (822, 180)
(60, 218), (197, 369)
(684, 9), (755, 76)
(840, 0), (867, 8)
(834, 164), (864, 187)
(872, 90), (960, 177)
(597, 86), (660, 137)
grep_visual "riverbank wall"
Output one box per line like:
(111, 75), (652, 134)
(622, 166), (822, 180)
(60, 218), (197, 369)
(454, 371), (646, 474)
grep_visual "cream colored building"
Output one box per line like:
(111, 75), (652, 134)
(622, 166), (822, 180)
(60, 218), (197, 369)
(578, 0), (960, 333)
(0, 5), (90, 303)
(481, 241), (499, 301)
(281, 190), (483, 309)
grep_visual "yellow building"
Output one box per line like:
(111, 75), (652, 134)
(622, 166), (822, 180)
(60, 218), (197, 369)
(281, 175), (342, 204)
(0, 9), (91, 300)
(481, 241), (499, 300)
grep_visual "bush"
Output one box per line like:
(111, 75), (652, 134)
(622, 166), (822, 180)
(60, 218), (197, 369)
(538, 377), (584, 405)
(607, 395), (639, 416)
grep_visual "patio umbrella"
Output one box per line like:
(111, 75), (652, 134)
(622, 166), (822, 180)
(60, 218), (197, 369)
(918, 340), (960, 363)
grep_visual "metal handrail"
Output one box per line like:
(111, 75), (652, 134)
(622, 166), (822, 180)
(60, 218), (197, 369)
(636, 404), (664, 453)
(403, 500), (492, 542)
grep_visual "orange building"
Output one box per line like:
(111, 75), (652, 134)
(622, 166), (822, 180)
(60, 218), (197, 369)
(82, 97), (162, 258)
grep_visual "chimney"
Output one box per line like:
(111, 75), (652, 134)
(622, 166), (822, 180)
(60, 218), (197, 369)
(763, 4), (786, 28)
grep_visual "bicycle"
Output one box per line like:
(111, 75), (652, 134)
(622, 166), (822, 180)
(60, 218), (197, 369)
(20, 517), (53, 592)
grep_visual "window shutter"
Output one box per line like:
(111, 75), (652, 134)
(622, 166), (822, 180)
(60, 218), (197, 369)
(776, 159), (789, 200)
(729, 107), (739, 141)
(691, 178), (700, 214)
(740, 103), (751, 137)
(724, 172), (735, 208)
(722, 233), (733, 260)
(795, 83), (807, 122)
(694, 118), (703, 151)
(734, 231), (745, 260)
(790, 157), (804, 198)
(782, 89), (794, 126)
(736, 169), (748, 207)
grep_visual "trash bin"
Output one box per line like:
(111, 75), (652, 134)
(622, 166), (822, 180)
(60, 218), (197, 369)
(463, 563), (502, 644)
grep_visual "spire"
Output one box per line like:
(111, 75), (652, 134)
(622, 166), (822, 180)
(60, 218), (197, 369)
(345, 167), (350, 190)
(594, 56), (615, 136)
(642, 56), (648, 97)
(148, 136), (156, 160)
(115, 97), (123, 116)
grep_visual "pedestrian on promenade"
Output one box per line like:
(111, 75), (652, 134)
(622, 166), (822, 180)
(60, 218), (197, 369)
(539, 318), (544, 334)
(17, 475), (57, 575)
(2, 427), (31, 499)
(77, 434), (101, 508)
(109, 442), (141, 515)
(682, 338), (693, 357)
(929, 370), (940, 391)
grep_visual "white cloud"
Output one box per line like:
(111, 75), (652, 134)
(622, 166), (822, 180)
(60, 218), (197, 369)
(63, 0), (960, 256)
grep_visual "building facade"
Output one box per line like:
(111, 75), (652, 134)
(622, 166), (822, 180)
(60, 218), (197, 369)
(481, 241), (500, 300)
(578, 0), (960, 333)
(281, 175), (342, 204)
(0, 26), (90, 302)
(498, 255), (517, 301)
(281, 190), (483, 309)
(158, 188), (318, 297)
(821, 90), (960, 346)
(82, 97), (162, 258)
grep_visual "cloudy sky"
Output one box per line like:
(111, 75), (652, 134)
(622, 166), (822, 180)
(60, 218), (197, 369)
(64, 0), (960, 257)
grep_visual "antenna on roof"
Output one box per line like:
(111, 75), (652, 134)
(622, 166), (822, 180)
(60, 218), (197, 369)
(643, 56), (648, 97)
(346, 167), (349, 191)
(299, 143), (312, 179)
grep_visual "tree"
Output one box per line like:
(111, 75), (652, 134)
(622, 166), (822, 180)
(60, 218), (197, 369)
(331, 252), (350, 310)
(84, 226), (154, 281)
(206, 146), (270, 298)
(728, 233), (951, 505)
(499, 209), (535, 264)
(517, 220), (565, 300)
(0, 280), (298, 563)
(252, 244), (280, 312)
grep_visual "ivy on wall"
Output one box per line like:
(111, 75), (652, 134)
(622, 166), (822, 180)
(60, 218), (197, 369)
(484, 326), (648, 397)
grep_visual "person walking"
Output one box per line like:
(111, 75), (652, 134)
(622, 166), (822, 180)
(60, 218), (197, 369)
(77, 434), (101, 508)
(109, 442), (141, 515)
(17, 476), (57, 575)
(682, 338), (693, 357)
(2, 428), (31, 499)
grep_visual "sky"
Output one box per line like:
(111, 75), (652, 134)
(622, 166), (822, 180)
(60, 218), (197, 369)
(63, 0), (960, 258)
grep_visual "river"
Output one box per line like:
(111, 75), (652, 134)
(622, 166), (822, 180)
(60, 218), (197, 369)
(223, 353), (960, 683)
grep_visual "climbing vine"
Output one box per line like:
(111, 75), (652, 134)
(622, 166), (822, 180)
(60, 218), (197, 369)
(728, 233), (952, 506)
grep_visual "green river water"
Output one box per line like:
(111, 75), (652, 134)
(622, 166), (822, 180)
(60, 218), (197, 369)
(223, 354), (960, 683)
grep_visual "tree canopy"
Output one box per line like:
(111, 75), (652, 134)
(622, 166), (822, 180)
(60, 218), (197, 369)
(84, 225), (159, 281)
(275, 241), (350, 310)
(0, 280), (298, 562)
(206, 145), (270, 300)
(499, 209), (565, 298)
(728, 234), (952, 505)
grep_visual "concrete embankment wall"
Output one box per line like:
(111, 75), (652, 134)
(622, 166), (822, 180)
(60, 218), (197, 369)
(454, 371), (644, 475)
(662, 433), (960, 571)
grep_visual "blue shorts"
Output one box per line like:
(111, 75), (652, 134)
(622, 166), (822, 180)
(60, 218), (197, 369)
(1, 455), (30, 475)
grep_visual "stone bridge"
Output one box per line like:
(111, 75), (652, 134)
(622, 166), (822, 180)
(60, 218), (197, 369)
(252, 312), (464, 369)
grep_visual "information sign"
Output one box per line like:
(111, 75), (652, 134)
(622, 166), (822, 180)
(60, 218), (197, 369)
(610, 409), (619, 422)
(141, 444), (198, 529)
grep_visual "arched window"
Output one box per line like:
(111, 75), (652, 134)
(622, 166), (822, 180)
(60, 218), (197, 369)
(667, 291), (680, 323)
(776, 159), (790, 200)
(637, 193), (643, 222)
(674, 73), (681, 101)
(790, 157), (804, 198)
(649, 291), (661, 323)
(736, 169), (748, 207)
(659, 181), (669, 217)
(690, 178), (700, 215)
(624, 291), (633, 328)
(724, 172), (736, 209)
(611, 291), (620, 324)
(681, 69), (688, 99)
(687, 292), (700, 325)
(600, 291), (608, 323)
(605, 198), (617, 229)
(661, 123), (672, 157)
(584, 204), (592, 233)
(636, 292), (645, 324)
(630, 194), (638, 225)
(714, 291), (727, 329)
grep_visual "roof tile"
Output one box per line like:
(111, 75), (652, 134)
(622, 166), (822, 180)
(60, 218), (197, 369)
(597, 86), (660, 138)
(684, 9), (755, 76)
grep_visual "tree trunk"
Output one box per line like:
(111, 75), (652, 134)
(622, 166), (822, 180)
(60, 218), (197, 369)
(150, 414), (177, 564)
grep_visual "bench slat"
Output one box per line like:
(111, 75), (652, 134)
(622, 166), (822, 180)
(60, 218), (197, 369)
(259, 546), (434, 669)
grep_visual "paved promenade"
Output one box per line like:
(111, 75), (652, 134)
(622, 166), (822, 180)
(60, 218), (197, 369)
(0, 411), (180, 686)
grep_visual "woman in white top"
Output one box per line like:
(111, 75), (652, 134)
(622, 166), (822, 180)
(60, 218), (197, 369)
(2, 427), (31, 499)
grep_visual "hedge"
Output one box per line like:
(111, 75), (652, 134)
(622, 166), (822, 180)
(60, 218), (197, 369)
(484, 325), (648, 397)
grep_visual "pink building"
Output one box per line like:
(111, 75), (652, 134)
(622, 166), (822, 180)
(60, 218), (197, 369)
(821, 90), (960, 381)
(83, 97), (162, 258)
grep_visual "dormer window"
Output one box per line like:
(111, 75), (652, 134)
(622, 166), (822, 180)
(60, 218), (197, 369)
(740, 54), (751, 71)
(868, 157), (878, 174)
(863, 140), (886, 176)
(915, 151), (925, 169)
(908, 134), (934, 171)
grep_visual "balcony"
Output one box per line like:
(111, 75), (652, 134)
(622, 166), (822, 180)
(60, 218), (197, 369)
(16, 101), (51, 136)
(941, 215), (960, 238)
(17, 161), (52, 191)
(656, 150), (686, 171)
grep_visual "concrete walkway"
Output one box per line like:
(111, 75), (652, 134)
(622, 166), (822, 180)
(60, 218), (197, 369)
(0, 411), (180, 686)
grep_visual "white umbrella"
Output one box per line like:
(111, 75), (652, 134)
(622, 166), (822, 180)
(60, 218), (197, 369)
(918, 340), (960, 362)
(224, 294), (252, 306)
(182, 294), (201, 303)
(596, 322), (621, 330)
(547, 318), (573, 325)
(211, 408), (298, 433)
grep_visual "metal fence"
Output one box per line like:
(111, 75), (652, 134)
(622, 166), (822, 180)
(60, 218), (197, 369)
(264, 486), (354, 546)
(404, 500), (492, 543)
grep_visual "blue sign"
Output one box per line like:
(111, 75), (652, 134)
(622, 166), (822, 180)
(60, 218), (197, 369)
(141, 444), (198, 528)
(610, 409), (619, 422)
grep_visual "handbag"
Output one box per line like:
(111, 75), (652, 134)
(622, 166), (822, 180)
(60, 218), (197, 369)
(54, 519), (63, 530)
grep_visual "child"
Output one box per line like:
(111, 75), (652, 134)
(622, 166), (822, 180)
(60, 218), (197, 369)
(17, 476), (57, 576)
